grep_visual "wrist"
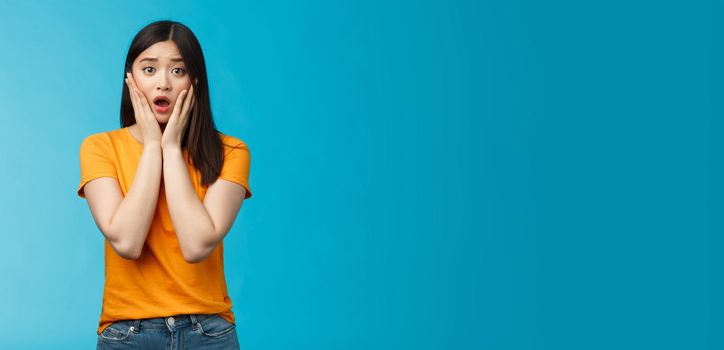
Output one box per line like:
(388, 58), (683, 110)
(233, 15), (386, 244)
(143, 140), (162, 149)
(162, 143), (183, 153)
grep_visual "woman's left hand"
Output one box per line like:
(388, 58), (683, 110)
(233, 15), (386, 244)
(161, 84), (195, 150)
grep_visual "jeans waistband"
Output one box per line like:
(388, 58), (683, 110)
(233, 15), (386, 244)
(127, 314), (218, 332)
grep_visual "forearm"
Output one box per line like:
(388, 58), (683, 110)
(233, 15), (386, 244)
(162, 146), (215, 262)
(108, 142), (162, 256)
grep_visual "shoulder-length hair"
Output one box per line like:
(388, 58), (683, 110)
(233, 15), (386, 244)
(120, 20), (222, 187)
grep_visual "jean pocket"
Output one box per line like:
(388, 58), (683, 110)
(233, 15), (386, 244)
(98, 321), (134, 342)
(194, 315), (236, 338)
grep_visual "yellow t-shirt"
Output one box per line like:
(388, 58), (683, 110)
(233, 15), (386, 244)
(77, 126), (252, 335)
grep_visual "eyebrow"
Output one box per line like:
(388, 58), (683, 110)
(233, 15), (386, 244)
(138, 57), (184, 62)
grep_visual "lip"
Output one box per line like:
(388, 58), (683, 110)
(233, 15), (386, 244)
(153, 95), (171, 113)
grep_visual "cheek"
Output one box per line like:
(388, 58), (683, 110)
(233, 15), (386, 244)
(133, 77), (155, 100)
(176, 79), (192, 93)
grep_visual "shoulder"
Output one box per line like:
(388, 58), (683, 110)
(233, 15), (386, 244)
(79, 128), (127, 156)
(217, 132), (250, 154)
(80, 130), (110, 149)
(215, 132), (253, 198)
(81, 128), (125, 145)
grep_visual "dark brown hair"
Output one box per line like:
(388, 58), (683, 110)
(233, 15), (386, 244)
(120, 20), (222, 186)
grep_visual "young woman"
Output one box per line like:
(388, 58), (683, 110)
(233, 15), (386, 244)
(77, 20), (252, 349)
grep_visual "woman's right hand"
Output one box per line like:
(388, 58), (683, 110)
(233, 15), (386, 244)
(125, 72), (162, 145)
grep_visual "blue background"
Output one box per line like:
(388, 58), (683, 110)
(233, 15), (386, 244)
(0, 0), (720, 349)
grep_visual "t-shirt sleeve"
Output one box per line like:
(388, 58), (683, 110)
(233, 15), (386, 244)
(77, 134), (118, 198)
(219, 139), (252, 199)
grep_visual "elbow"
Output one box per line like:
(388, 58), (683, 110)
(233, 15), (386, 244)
(181, 243), (212, 264)
(182, 253), (205, 264)
(104, 229), (143, 260)
(182, 250), (208, 264)
(110, 241), (142, 260)
(180, 226), (218, 264)
(117, 247), (142, 260)
(113, 239), (143, 260)
(183, 255), (205, 264)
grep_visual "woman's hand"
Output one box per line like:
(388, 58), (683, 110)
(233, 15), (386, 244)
(161, 84), (194, 151)
(125, 72), (162, 145)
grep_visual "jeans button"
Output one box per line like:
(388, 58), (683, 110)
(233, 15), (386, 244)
(168, 317), (175, 326)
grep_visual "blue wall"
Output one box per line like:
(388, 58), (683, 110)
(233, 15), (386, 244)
(0, 0), (720, 348)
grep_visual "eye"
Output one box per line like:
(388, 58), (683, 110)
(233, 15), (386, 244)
(172, 67), (186, 75)
(143, 66), (156, 74)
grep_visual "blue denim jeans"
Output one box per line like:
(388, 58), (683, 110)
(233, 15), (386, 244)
(96, 314), (240, 350)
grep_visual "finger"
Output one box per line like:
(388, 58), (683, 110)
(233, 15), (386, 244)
(186, 85), (195, 114)
(188, 91), (195, 118)
(189, 84), (195, 108)
(126, 72), (138, 97)
(125, 78), (141, 115)
(171, 89), (188, 119)
(131, 87), (153, 117)
(125, 74), (142, 107)
(127, 72), (140, 92)
(190, 85), (195, 107)
(187, 94), (195, 119)
(127, 74), (148, 110)
(140, 92), (152, 113)
(137, 90), (150, 113)
(181, 86), (193, 117)
(130, 87), (145, 121)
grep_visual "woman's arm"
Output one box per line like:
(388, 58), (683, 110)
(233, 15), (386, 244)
(162, 146), (246, 263)
(83, 142), (162, 259)
(159, 85), (246, 263)
(82, 74), (165, 259)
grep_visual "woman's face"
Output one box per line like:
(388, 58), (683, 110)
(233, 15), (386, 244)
(130, 40), (192, 124)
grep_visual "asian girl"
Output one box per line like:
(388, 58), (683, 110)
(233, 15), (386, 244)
(77, 20), (252, 350)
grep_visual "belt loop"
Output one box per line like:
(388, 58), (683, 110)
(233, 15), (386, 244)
(190, 314), (199, 327)
(132, 319), (141, 333)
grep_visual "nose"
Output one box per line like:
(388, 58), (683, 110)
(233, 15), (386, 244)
(156, 72), (171, 91)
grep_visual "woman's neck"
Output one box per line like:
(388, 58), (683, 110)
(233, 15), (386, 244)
(128, 123), (166, 143)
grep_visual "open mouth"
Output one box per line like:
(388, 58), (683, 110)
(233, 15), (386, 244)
(153, 96), (171, 113)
